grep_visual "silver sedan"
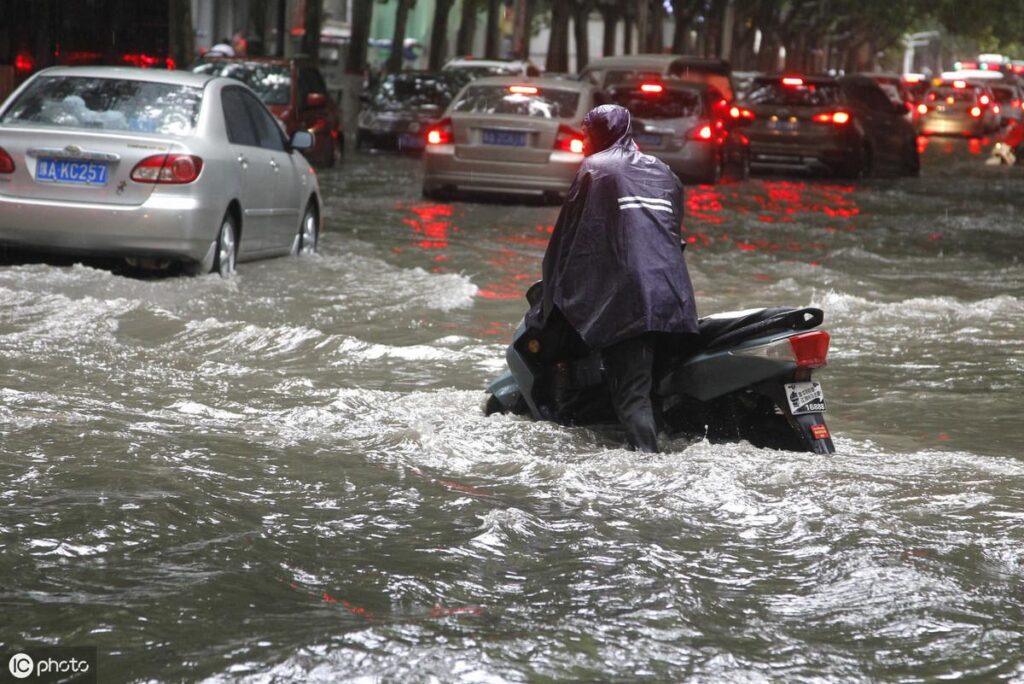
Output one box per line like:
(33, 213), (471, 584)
(0, 66), (322, 276)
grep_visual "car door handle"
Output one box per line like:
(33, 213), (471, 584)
(237, 154), (248, 167)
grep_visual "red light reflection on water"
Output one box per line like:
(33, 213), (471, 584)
(477, 224), (551, 301)
(402, 203), (456, 251)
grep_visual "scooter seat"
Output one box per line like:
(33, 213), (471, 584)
(698, 307), (823, 350)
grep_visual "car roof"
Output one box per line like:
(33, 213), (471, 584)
(198, 55), (311, 67)
(858, 72), (902, 82)
(445, 58), (533, 68)
(584, 54), (730, 70)
(32, 65), (215, 87)
(466, 76), (592, 92)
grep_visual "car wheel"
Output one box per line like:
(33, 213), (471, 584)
(213, 212), (238, 278)
(703, 152), (723, 184)
(294, 202), (319, 255)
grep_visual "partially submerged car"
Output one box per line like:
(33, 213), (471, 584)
(193, 56), (343, 167)
(356, 70), (469, 153)
(0, 66), (322, 276)
(422, 76), (597, 201)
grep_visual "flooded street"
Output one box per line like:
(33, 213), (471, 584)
(2, 140), (1023, 681)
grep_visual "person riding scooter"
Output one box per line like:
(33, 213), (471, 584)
(525, 104), (699, 453)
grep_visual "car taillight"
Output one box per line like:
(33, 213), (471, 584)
(917, 104), (928, 115)
(426, 118), (452, 145)
(691, 124), (713, 141)
(782, 77), (804, 87)
(554, 124), (585, 154)
(970, 106), (982, 117)
(980, 94), (991, 105)
(994, 105), (1001, 115)
(728, 105), (755, 121)
(0, 147), (15, 174)
(14, 52), (33, 73)
(130, 154), (203, 183)
(640, 83), (663, 94)
(812, 111), (851, 125)
(789, 331), (830, 368)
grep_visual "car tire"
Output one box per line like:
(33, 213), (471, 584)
(703, 152), (723, 184)
(294, 202), (319, 255)
(213, 212), (238, 278)
(903, 137), (921, 177)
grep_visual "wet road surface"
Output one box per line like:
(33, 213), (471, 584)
(2, 138), (1023, 681)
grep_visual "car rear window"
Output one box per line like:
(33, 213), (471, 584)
(991, 86), (1015, 103)
(607, 87), (701, 119)
(193, 62), (291, 105)
(747, 81), (842, 107)
(371, 74), (465, 110)
(926, 87), (980, 103)
(1, 76), (203, 135)
(452, 85), (581, 119)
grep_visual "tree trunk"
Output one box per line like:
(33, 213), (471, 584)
(599, 7), (619, 57)
(429, 0), (457, 69)
(301, 0), (323, 63)
(386, 0), (414, 72)
(168, 0), (194, 69)
(512, 0), (534, 60)
(276, 0), (287, 57)
(573, 2), (591, 71)
(546, 0), (571, 72)
(623, 15), (634, 54)
(346, 0), (374, 74)
(484, 0), (501, 58)
(647, 1), (663, 53)
(456, 0), (478, 56)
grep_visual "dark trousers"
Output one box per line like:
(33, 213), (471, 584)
(601, 333), (661, 453)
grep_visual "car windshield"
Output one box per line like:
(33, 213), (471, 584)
(193, 62), (291, 105)
(0, 76), (202, 135)
(608, 87), (701, 119)
(371, 74), (465, 111)
(452, 85), (580, 118)
(747, 81), (842, 106)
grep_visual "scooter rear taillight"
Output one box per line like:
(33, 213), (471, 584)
(789, 330), (830, 368)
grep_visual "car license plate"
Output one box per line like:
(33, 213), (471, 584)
(482, 129), (527, 146)
(635, 133), (663, 147)
(36, 158), (109, 186)
(785, 382), (827, 415)
(767, 120), (799, 132)
(398, 133), (425, 150)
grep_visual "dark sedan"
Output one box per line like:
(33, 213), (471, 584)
(357, 71), (470, 153)
(744, 74), (919, 177)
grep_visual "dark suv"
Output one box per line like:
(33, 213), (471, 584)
(193, 57), (343, 167)
(743, 74), (919, 177)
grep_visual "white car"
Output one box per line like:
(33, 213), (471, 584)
(0, 66), (322, 276)
(442, 58), (542, 80)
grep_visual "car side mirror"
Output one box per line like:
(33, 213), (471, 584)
(290, 130), (314, 150)
(305, 92), (328, 109)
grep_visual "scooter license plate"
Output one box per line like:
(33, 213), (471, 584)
(785, 382), (826, 415)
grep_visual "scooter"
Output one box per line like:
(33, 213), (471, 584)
(484, 283), (836, 454)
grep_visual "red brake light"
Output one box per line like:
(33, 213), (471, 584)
(812, 111), (851, 125)
(917, 103), (928, 114)
(554, 124), (585, 154)
(782, 77), (804, 87)
(993, 104), (1001, 114)
(130, 154), (203, 183)
(508, 85), (538, 95)
(953, 80), (967, 89)
(640, 83), (663, 94)
(0, 147), (15, 174)
(729, 106), (740, 118)
(979, 94), (990, 105)
(426, 118), (452, 145)
(970, 106), (982, 117)
(14, 52), (33, 73)
(789, 331), (830, 369)
(691, 124), (713, 140)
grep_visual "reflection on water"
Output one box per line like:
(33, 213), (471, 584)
(1, 144), (1023, 681)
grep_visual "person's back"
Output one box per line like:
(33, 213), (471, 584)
(528, 104), (698, 451)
